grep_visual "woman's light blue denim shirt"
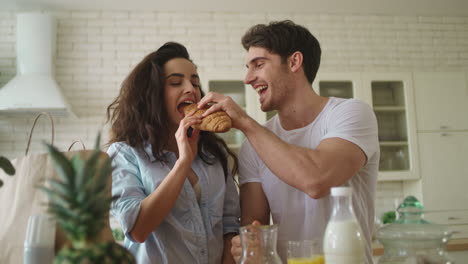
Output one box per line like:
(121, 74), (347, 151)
(108, 142), (240, 264)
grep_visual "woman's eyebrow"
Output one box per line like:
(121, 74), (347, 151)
(166, 73), (199, 80)
(166, 73), (184, 79)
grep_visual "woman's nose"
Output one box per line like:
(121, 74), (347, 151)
(183, 81), (198, 94)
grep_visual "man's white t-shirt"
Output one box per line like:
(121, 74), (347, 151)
(238, 97), (379, 264)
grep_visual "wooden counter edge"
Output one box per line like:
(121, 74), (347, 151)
(372, 238), (468, 256)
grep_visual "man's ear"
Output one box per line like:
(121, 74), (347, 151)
(289, 51), (303, 73)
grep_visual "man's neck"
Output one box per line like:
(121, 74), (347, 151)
(277, 85), (329, 131)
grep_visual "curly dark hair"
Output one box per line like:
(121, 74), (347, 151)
(106, 42), (238, 179)
(241, 20), (321, 84)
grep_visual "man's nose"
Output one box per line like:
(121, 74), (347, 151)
(244, 69), (255, 85)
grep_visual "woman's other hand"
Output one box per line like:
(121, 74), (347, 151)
(175, 112), (201, 162)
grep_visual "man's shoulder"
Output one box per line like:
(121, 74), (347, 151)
(326, 97), (374, 116)
(329, 97), (369, 108)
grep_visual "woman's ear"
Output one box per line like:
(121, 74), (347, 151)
(289, 51), (303, 73)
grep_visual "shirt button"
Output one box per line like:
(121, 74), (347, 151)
(201, 250), (205, 255)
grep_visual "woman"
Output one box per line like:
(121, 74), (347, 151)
(106, 42), (240, 264)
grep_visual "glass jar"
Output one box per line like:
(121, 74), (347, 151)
(376, 196), (454, 264)
(239, 224), (282, 264)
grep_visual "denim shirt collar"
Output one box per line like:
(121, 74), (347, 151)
(143, 141), (175, 163)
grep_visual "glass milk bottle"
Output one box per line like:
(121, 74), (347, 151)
(323, 187), (365, 264)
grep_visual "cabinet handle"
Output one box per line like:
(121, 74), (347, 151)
(441, 133), (450, 137)
(440, 126), (449, 129)
(448, 217), (461, 220)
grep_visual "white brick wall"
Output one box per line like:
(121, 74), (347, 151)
(1, 10), (467, 211)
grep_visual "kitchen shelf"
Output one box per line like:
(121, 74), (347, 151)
(379, 141), (408, 147)
(373, 106), (406, 112)
(318, 81), (354, 99)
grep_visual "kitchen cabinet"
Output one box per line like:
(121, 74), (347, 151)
(409, 72), (468, 239)
(417, 132), (468, 211)
(314, 72), (420, 181)
(424, 210), (468, 239)
(362, 73), (419, 181)
(413, 72), (468, 131)
(415, 131), (468, 239)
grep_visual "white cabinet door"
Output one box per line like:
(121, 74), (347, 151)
(418, 132), (468, 211)
(313, 72), (364, 100)
(362, 73), (419, 181)
(413, 72), (468, 131)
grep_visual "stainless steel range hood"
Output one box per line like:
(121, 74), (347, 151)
(0, 12), (75, 117)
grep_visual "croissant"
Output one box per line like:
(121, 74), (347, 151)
(181, 103), (232, 133)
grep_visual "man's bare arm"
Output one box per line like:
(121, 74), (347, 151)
(240, 119), (366, 199)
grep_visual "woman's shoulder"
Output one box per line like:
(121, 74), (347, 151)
(107, 141), (131, 154)
(108, 141), (161, 165)
(107, 141), (146, 160)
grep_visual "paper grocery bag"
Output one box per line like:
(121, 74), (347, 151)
(0, 113), (113, 264)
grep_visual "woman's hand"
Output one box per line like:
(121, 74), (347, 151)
(175, 113), (202, 162)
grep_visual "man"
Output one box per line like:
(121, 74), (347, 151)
(199, 20), (379, 263)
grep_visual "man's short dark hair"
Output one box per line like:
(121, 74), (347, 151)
(242, 20), (321, 84)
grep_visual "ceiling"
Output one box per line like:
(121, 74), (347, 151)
(3, 0), (468, 16)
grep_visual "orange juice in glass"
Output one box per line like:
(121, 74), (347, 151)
(287, 240), (324, 264)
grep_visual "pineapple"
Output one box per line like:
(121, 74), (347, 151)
(41, 134), (135, 264)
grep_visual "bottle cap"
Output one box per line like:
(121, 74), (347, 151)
(331, 186), (352, 196)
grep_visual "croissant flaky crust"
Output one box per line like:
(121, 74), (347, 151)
(181, 103), (232, 133)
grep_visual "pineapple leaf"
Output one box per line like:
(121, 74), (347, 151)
(47, 203), (79, 220)
(74, 133), (102, 189)
(70, 155), (84, 185)
(80, 192), (105, 212)
(39, 186), (75, 209)
(97, 157), (113, 184)
(75, 149), (100, 189)
(44, 179), (72, 198)
(44, 143), (75, 186)
(94, 132), (101, 150)
(0, 156), (15, 176)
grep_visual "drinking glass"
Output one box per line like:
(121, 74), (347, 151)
(287, 239), (324, 264)
(23, 214), (56, 264)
